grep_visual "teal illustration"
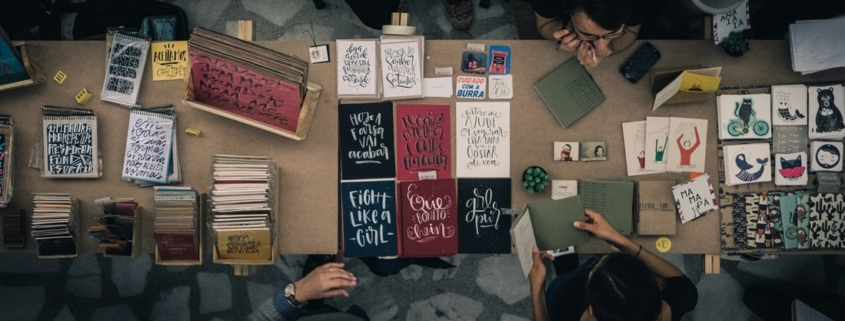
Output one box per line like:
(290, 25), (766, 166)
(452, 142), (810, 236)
(727, 97), (769, 137)
(654, 137), (668, 161)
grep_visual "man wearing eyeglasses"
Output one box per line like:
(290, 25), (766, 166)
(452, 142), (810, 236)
(531, 0), (654, 68)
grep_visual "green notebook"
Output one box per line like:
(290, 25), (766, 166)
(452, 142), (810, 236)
(533, 58), (606, 128)
(580, 180), (635, 236)
(527, 196), (590, 251)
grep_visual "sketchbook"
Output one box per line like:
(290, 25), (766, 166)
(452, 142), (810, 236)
(101, 33), (150, 107)
(41, 106), (99, 178)
(122, 108), (175, 185)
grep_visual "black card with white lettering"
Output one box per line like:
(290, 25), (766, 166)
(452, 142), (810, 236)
(457, 178), (512, 253)
(341, 179), (398, 257)
(339, 102), (396, 180)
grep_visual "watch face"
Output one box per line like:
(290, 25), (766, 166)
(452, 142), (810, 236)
(284, 283), (295, 298)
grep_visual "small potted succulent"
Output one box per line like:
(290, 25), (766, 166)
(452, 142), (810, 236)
(722, 31), (749, 57)
(523, 166), (549, 193)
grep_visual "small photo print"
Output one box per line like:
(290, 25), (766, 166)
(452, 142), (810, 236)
(580, 142), (607, 161)
(461, 51), (487, 74)
(554, 142), (579, 161)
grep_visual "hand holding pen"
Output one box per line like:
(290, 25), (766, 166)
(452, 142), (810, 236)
(553, 25), (580, 52)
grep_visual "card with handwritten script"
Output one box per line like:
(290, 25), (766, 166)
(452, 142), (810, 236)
(398, 179), (458, 257)
(672, 174), (717, 224)
(456, 102), (510, 178)
(121, 110), (174, 183)
(150, 41), (188, 81)
(41, 107), (99, 178)
(489, 75), (513, 100)
(341, 179), (398, 257)
(379, 39), (423, 100)
(395, 104), (451, 181)
(339, 102), (396, 180)
(215, 228), (272, 260)
(336, 39), (379, 99)
(101, 33), (149, 107)
(665, 117), (707, 173)
(644, 117), (669, 171)
(457, 178), (512, 253)
(773, 125), (808, 154)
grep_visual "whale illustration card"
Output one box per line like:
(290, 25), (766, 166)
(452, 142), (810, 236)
(665, 117), (707, 173)
(771, 85), (808, 126)
(724, 143), (772, 186)
(774, 152), (808, 186)
(810, 141), (843, 172)
(808, 85), (845, 139)
(718, 94), (772, 140)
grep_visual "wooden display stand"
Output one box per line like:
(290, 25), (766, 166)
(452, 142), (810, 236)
(0, 42), (46, 92)
(155, 194), (205, 266)
(102, 206), (142, 259)
(36, 199), (81, 259)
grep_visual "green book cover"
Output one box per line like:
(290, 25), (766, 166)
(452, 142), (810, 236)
(533, 58), (605, 128)
(580, 180), (635, 236)
(527, 196), (590, 251)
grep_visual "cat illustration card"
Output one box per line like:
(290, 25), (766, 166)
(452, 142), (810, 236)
(771, 85), (808, 126)
(775, 152), (808, 186)
(665, 117), (707, 173)
(810, 141), (843, 172)
(808, 85), (845, 139)
(718, 94), (772, 140)
(554, 142), (579, 161)
(723, 143), (772, 186)
(644, 117), (669, 171)
(622, 121), (660, 176)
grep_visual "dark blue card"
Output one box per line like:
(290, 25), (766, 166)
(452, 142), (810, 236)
(341, 179), (398, 257)
(457, 178), (512, 253)
(339, 102), (396, 180)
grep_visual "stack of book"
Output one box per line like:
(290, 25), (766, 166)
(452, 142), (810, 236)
(0, 115), (14, 207)
(153, 186), (200, 262)
(88, 197), (138, 257)
(121, 105), (181, 186)
(31, 193), (77, 257)
(209, 155), (275, 261)
(1, 208), (25, 248)
(187, 27), (308, 135)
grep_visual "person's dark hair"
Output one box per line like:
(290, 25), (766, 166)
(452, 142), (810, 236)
(586, 253), (662, 321)
(564, 0), (633, 31)
(465, 54), (477, 66)
(594, 145), (604, 156)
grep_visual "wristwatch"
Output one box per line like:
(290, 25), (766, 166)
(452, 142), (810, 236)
(284, 283), (307, 308)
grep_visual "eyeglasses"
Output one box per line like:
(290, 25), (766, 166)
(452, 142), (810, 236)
(566, 20), (627, 43)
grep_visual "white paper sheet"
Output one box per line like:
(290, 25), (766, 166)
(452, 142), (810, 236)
(422, 77), (453, 98)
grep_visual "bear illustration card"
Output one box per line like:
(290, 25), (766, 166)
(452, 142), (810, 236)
(771, 85), (808, 126)
(808, 85), (845, 139)
(775, 152), (808, 186)
(622, 121), (660, 176)
(554, 142), (579, 161)
(718, 94), (772, 140)
(810, 141), (843, 172)
(665, 117), (708, 173)
(644, 117), (669, 171)
(723, 143), (772, 186)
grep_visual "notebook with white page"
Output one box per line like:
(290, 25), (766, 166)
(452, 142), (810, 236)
(789, 16), (845, 74)
(42, 115), (99, 178)
(122, 110), (174, 183)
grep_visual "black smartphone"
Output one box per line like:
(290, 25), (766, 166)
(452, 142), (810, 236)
(620, 42), (660, 84)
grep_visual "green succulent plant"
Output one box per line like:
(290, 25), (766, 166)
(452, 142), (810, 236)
(722, 31), (749, 55)
(523, 166), (549, 193)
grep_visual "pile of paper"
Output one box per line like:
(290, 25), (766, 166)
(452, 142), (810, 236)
(789, 16), (845, 75)
(153, 186), (200, 262)
(32, 193), (77, 257)
(121, 105), (181, 186)
(88, 197), (138, 256)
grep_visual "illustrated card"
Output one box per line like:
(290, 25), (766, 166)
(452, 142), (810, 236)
(718, 94), (772, 140)
(553, 142), (579, 161)
(665, 117), (707, 173)
(771, 85), (808, 126)
(671, 173), (718, 224)
(623, 121), (659, 176)
(579, 141), (607, 162)
(461, 51), (487, 74)
(808, 85), (845, 139)
(810, 141), (843, 172)
(723, 143), (772, 186)
(644, 117), (670, 171)
(456, 76), (487, 99)
(775, 152), (808, 186)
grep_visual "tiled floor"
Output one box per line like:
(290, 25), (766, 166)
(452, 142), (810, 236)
(3, 0), (845, 320)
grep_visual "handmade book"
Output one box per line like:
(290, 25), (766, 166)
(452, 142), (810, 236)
(101, 33), (150, 107)
(808, 85), (845, 139)
(527, 197), (590, 251)
(336, 39), (380, 100)
(534, 57), (605, 128)
(122, 109), (175, 184)
(766, 193), (785, 248)
(41, 106), (99, 178)
(395, 104), (451, 181)
(339, 102), (396, 180)
(511, 205), (536, 278)
(455, 102), (510, 178)
(638, 180), (677, 235)
(457, 178), (511, 253)
(623, 121), (658, 176)
(795, 193), (811, 249)
(809, 193), (845, 248)
(718, 94), (772, 140)
(671, 174), (717, 224)
(150, 41), (188, 81)
(644, 117), (670, 171)
(398, 179), (458, 257)
(580, 180), (634, 236)
(776, 192), (800, 250)
(775, 152), (808, 186)
(341, 179), (397, 257)
(651, 67), (721, 110)
(0, 116), (14, 207)
(771, 85), (808, 126)
(665, 117), (708, 173)
(723, 143), (772, 186)
(810, 141), (843, 172)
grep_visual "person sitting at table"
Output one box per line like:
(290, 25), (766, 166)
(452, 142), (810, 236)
(530, 0), (656, 68)
(528, 209), (698, 321)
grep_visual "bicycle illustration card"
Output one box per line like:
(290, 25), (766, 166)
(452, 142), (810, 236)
(718, 94), (772, 140)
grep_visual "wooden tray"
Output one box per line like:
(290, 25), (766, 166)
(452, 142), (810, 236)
(0, 42), (45, 92)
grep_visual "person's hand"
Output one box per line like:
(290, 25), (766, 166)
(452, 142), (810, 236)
(294, 263), (357, 302)
(573, 209), (625, 245)
(575, 42), (602, 68)
(529, 245), (554, 291)
(553, 28), (580, 52)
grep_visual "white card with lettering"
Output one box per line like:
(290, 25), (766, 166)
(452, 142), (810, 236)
(456, 76), (487, 99)
(489, 75), (513, 99)
(457, 102), (510, 178)
(380, 41), (423, 99)
(121, 110), (174, 183)
(336, 39), (379, 98)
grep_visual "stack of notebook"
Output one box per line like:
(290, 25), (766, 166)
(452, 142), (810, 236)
(101, 32), (150, 107)
(88, 197), (138, 256)
(121, 105), (181, 186)
(0, 115), (14, 207)
(188, 27), (308, 134)
(31, 193), (77, 257)
(153, 186), (200, 262)
(1, 208), (25, 248)
(41, 106), (99, 178)
(209, 155), (275, 261)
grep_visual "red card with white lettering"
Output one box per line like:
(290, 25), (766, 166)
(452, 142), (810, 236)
(395, 104), (452, 181)
(398, 179), (458, 257)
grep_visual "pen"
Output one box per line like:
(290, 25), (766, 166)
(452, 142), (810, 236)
(555, 23), (566, 50)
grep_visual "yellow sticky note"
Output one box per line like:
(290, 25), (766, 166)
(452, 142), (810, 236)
(655, 237), (672, 253)
(150, 41), (189, 81)
(679, 71), (721, 93)
(75, 88), (92, 105)
(216, 229), (272, 261)
(185, 128), (201, 137)
(53, 70), (67, 84)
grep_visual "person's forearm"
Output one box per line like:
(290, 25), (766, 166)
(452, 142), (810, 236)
(610, 236), (684, 278)
(531, 285), (551, 321)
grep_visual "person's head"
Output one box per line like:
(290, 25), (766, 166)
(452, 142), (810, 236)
(585, 253), (662, 321)
(595, 145), (604, 157)
(564, 144), (572, 152)
(816, 144), (841, 169)
(565, 0), (633, 43)
(683, 140), (691, 148)
(466, 54), (478, 69)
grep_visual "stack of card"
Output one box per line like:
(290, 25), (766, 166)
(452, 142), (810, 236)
(209, 155), (275, 261)
(122, 106), (181, 186)
(41, 106), (100, 178)
(1, 208), (25, 248)
(723, 143), (772, 186)
(31, 193), (77, 257)
(717, 94), (772, 140)
(88, 197), (138, 256)
(101, 32), (150, 107)
(808, 85), (845, 139)
(153, 186), (200, 262)
(0, 115), (14, 207)
(637, 117), (708, 175)
(671, 174), (718, 224)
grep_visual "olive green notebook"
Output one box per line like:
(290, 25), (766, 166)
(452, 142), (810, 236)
(580, 180), (635, 236)
(527, 196), (590, 251)
(533, 58), (606, 128)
